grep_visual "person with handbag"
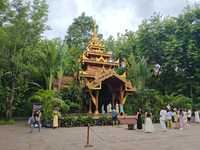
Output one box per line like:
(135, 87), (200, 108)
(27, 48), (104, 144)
(30, 108), (41, 133)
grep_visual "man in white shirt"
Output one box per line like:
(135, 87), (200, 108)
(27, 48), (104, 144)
(187, 108), (191, 125)
(160, 106), (167, 132)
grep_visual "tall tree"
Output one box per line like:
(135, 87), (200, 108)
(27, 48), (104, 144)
(65, 12), (103, 52)
(0, 0), (49, 120)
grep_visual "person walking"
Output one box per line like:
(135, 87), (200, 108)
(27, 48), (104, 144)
(145, 108), (154, 133)
(137, 108), (142, 131)
(160, 106), (167, 132)
(52, 107), (59, 129)
(194, 109), (200, 124)
(30, 108), (41, 133)
(111, 107), (118, 127)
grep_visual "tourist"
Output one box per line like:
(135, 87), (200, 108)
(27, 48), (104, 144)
(179, 108), (183, 130)
(111, 107), (118, 127)
(173, 108), (179, 129)
(183, 108), (187, 126)
(187, 108), (192, 126)
(167, 104), (171, 111)
(166, 108), (173, 129)
(101, 105), (105, 114)
(108, 102), (112, 114)
(115, 102), (119, 113)
(107, 104), (110, 113)
(160, 106), (167, 132)
(136, 108), (142, 131)
(145, 108), (154, 133)
(119, 104), (125, 119)
(30, 108), (41, 133)
(194, 109), (200, 124)
(52, 107), (59, 129)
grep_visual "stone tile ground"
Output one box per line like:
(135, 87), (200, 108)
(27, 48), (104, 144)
(0, 120), (200, 150)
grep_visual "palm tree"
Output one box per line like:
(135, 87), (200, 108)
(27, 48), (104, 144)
(56, 43), (80, 92)
(123, 53), (153, 107)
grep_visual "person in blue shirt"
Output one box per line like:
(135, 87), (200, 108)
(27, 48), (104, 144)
(111, 107), (118, 127)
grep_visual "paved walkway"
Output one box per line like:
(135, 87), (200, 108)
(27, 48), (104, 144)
(0, 120), (200, 150)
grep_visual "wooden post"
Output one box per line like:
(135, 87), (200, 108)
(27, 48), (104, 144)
(112, 92), (115, 107)
(94, 90), (99, 114)
(85, 123), (93, 147)
(120, 86), (123, 105)
(88, 98), (92, 114)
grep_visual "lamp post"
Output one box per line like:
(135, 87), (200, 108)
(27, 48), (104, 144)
(187, 76), (194, 104)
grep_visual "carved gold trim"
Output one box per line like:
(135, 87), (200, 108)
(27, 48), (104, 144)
(96, 56), (107, 62)
(82, 54), (89, 60)
(89, 90), (96, 105)
(79, 71), (88, 75)
(96, 48), (103, 53)
(121, 71), (126, 78)
(114, 58), (119, 63)
(107, 51), (111, 54)
(123, 92), (129, 105)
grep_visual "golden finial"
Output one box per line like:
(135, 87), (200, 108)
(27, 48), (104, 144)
(93, 15), (98, 40)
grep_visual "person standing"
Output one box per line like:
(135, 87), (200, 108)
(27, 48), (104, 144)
(115, 102), (119, 113)
(179, 108), (183, 130)
(52, 107), (59, 129)
(183, 109), (187, 126)
(145, 108), (154, 133)
(119, 104), (125, 119)
(108, 102), (112, 114)
(194, 109), (200, 124)
(160, 106), (167, 132)
(187, 108), (192, 126)
(30, 109), (41, 133)
(166, 109), (173, 129)
(137, 108), (142, 131)
(101, 105), (105, 114)
(107, 104), (110, 114)
(111, 107), (118, 127)
(167, 104), (171, 111)
(173, 108), (179, 129)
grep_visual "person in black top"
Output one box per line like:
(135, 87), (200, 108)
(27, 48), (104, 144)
(137, 108), (142, 131)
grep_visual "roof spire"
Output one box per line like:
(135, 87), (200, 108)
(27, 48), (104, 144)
(93, 15), (98, 40)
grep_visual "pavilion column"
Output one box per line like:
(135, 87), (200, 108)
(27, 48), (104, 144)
(112, 92), (115, 107)
(120, 85), (123, 105)
(88, 98), (92, 114)
(94, 90), (99, 114)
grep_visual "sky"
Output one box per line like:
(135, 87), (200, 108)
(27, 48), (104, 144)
(43, 0), (199, 40)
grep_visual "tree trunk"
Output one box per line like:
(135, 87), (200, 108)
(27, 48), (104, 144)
(6, 72), (16, 121)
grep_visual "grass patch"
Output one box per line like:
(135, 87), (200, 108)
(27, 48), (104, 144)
(0, 118), (15, 125)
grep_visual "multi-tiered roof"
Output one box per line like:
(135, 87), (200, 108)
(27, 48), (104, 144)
(79, 20), (136, 93)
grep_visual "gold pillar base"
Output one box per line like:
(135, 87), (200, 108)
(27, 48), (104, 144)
(94, 110), (99, 114)
(88, 110), (92, 114)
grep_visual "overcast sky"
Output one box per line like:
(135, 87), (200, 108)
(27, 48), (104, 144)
(43, 0), (199, 40)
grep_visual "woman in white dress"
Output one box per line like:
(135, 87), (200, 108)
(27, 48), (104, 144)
(145, 108), (155, 133)
(194, 109), (200, 124)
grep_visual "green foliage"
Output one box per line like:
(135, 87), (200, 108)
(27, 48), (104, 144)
(65, 12), (103, 52)
(0, 118), (15, 125)
(30, 89), (69, 120)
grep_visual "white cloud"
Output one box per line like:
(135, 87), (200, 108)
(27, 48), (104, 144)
(43, 0), (199, 40)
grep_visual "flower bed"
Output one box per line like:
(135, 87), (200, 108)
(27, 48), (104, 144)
(60, 115), (120, 127)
